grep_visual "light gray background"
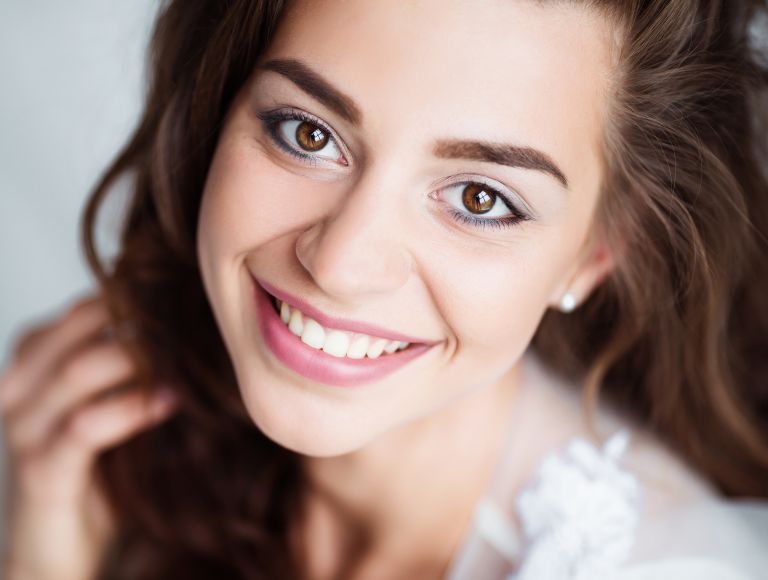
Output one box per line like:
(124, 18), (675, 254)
(1, 0), (766, 566)
(0, 0), (159, 554)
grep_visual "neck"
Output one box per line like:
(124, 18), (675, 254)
(298, 362), (524, 577)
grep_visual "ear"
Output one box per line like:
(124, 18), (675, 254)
(547, 232), (616, 312)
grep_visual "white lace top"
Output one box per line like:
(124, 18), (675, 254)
(442, 350), (768, 580)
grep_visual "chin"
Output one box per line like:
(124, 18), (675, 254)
(235, 372), (381, 458)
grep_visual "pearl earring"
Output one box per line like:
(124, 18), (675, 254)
(560, 292), (577, 313)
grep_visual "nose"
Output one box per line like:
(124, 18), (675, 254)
(295, 173), (413, 300)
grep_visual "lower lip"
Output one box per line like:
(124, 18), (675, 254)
(253, 279), (435, 387)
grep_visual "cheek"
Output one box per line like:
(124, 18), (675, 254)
(422, 232), (570, 359)
(197, 135), (304, 352)
(198, 134), (310, 262)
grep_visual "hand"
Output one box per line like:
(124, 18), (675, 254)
(0, 295), (180, 580)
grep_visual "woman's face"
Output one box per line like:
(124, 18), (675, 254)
(197, 0), (616, 456)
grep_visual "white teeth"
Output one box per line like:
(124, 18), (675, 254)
(279, 300), (291, 324)
(273, 297), (413, 358)
(300, 318), (325, 349)
(366, 338), (388, 359)
(346, 335), (370, 359)
(288, 308), (304, 336)
(383, 340), (400, 354)
(322, 330), (350, 357)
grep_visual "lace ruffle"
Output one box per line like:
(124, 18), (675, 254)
(508, 431), (640, 580)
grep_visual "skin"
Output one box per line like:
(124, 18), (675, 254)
(0, 1), (618, 579)
(0, 298), (179, 580)
(197, 0), (617, 577)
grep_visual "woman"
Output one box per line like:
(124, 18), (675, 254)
(2, 0), (767, 578)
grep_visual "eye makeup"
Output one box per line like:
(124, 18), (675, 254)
(255, 106), (534, 231)
(440, 188), (531, 230)
(257, 107), (348, 167)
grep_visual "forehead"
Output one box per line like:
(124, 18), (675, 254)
(261, 0), (616, 196)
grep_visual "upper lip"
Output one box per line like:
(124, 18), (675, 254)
(255, 277), (441, 346)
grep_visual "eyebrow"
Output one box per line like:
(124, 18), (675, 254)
(433, 141), (568, 188)
(260, 58), (363, 125)
(259, 58), (569, 189)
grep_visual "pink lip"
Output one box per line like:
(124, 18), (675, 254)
(252, 278), (437, 387)
(255, 278), (439, 345)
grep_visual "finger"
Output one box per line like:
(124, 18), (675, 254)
(0, 296), (111, 410)
(8, 323), (48, 363)
(11, 295), (105, 364)
(4, 341), (137, 452)
(14, 386), (180, 501)
(0, 324), (49, 395)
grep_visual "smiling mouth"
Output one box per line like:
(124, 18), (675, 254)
(253, 277), (437, 387)
(266, 293), (414, 359)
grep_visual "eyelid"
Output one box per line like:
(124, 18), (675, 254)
(257, 108), (537, 227)
(257, 106), (352, 166)
(435, 173), (535, 218)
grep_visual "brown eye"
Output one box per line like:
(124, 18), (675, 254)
(295, 121), (329, 152)
(462, 183), (496, 214)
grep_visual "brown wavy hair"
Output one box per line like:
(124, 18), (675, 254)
(81, 1), (768, 578)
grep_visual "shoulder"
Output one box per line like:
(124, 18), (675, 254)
(610, 423), (768, 580)
(625, 494), (768, 579)
(510, 428), (768, 580)
(595, 402), (768, 577)
(497, 352), (768, 579)
(521, 349), (723, 512)
(616, 558), (756, 580)
(617, 421), (716, 512)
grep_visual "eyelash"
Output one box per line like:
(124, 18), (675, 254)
(256, 108), (532, 231)
(257, 108), (337, 167)
(446, 205), (530, 230)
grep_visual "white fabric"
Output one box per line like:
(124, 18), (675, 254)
(616, 559), (753, 580)
(511, 431), (640, 580)
(442, 349), (768, 580)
